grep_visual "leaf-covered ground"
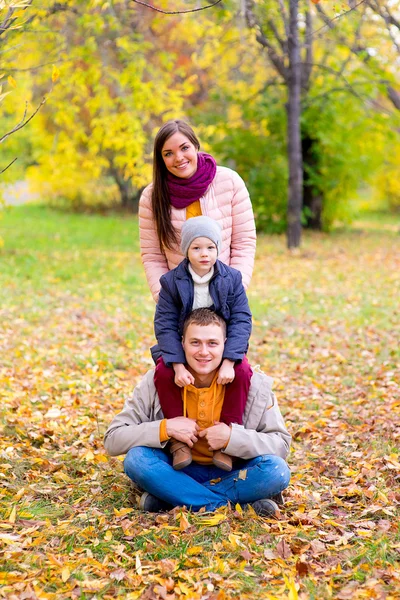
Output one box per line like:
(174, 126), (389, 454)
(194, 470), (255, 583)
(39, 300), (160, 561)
(0, 207), (399, 599)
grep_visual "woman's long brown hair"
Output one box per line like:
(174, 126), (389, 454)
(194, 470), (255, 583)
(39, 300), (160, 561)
(152, 120), (200, 250)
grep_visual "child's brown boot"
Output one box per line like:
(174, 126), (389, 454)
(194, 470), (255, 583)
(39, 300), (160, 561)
(170, 439), (192, 470)
(213, 450), (232, 471)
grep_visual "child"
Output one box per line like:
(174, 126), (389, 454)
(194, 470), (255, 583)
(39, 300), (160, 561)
(151, 216), (253, 471)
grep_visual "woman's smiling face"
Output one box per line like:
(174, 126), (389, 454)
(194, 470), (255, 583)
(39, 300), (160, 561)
(161, 132), (198, 179)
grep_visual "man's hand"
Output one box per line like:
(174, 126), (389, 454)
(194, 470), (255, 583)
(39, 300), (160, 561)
(166, 417), (199, 447)
(198, 422), (231, 451)
(173, 363), (195, 387)
(217, 359), (235, 385)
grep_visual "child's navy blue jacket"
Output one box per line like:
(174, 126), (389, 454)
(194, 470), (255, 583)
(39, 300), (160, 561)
(151, 258), (252, 366)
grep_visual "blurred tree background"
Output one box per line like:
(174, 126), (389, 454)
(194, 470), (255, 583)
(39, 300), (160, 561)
(1, 0), (400, 234)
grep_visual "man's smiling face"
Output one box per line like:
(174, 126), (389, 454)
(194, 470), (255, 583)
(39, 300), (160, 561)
(182, 322), (225, 381)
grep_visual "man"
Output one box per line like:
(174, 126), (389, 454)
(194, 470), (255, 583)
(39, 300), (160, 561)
(104, 308), (291, 516)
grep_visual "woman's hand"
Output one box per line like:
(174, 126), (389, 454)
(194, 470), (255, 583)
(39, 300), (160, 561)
(217, 359), (235, 385)
(166, 417), (200, 447)
(173, 363), (195, 387)
(198, 422), (231, 451)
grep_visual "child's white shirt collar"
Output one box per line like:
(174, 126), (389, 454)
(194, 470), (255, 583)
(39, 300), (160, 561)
(188, 264), (214, 284)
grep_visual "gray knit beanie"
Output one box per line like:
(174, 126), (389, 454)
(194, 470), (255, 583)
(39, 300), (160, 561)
(180, 216), (222, 257)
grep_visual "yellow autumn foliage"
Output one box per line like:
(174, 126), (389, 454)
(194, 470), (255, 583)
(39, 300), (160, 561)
(374, 144), (400, 211)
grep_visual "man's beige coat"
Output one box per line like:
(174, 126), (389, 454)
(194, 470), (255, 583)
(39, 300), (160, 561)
(104, 370), (291, 461)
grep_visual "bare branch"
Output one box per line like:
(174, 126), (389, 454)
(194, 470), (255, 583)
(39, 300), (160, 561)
(0, 157), (17, 175)
(131, 0), (223, 14)
(245, 76), (284, 102)
(277, 0), (290, 40)
(0, 1), (33, 39)
(365, 0), (400, 55)
(0, 96), (47, 144)
(309, 0), (366, 40)
(0, 10), (18, 38)
(388, 86), (400, 111)
(244, 0), (288, 82)
(366, 0), (400, 31)
(303, 84), (395, 117)
(268, 19), (287, 55)
(315, 2), (400, 113)
(47, 3), (79, 16)
(301, 3), (313, 92)
(6, 56), (68, 73)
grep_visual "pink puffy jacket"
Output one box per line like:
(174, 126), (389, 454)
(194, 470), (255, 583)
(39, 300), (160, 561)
(139, 166), (256, 302)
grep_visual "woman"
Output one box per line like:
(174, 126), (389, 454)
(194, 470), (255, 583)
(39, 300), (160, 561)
(139, 119), (256, 302)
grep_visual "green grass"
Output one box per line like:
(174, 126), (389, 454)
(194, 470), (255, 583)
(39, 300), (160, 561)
(0, 205), (399, 599)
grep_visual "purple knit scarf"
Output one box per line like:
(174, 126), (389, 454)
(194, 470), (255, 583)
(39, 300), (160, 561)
(167, 152), (217, 209)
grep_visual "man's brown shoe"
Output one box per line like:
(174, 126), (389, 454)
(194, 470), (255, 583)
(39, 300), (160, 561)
(170, 439), (192, 470)
(213, 450), (232, 471)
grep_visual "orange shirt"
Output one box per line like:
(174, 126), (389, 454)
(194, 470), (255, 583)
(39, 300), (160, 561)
(186, 200), (202, 219)
(184, 375), (225, 464)
(159, 377), (229, 463)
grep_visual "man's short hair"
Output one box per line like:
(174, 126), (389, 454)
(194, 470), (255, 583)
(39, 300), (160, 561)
(182, 308), (227, 338)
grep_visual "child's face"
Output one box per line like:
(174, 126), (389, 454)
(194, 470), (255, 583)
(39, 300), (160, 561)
(187, 237), (217, 277)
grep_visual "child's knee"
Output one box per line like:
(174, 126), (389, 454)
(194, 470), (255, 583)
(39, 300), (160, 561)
(234, 359), (252, 379)
(155, 358), (175, 384)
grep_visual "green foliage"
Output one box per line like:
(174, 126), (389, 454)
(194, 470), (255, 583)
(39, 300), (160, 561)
(203, 105), (289, 234)
(301, 94), (389, 230)
(1, 0), (400, 232)
(373, 134), (400, 212)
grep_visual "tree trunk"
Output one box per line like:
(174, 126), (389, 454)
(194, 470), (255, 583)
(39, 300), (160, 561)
(286, 0), (303, 248)
(108, 164), (139, 211)
(302, 135), (322, 229)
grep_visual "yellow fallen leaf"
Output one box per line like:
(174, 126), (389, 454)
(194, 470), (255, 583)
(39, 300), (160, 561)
(84, 449), (95, 461)
(343, 468), (359, 477)
(135, 552), (142, 575)
(235, 503), (243, 514)
(125, 592), (143, 600)
(14, 488), (26, 501)
(378, 490), (389, 504)
(61, 566), (70, 582)
(196, 513), (227, 526)
(32, 583), (55, 599)
(8, 505), (16, 523)
(0, 533), (20, 544)
(356, 529), (373, 537)
(95, 453), (108, 463)
(179, 512), (191, 532)
(80, 579), (108, 591)
(228, 533), (244, 548)
(8, 75), (17, 88)
(114, 507), (134, 517)
(178, 581), (193, 595)
(104, 530), (112, 541)
(284, 576), (299, 600)
(47, 554), (62, 567)
(187, 545), (203, 555)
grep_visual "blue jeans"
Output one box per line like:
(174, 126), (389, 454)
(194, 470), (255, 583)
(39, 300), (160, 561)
(124, 446), (290, 512)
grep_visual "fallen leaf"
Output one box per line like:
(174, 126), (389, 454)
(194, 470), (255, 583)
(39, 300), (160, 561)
(276, 538), (292, 559)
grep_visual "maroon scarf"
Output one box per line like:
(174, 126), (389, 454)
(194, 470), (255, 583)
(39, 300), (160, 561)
(167, 152), (217, 209)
